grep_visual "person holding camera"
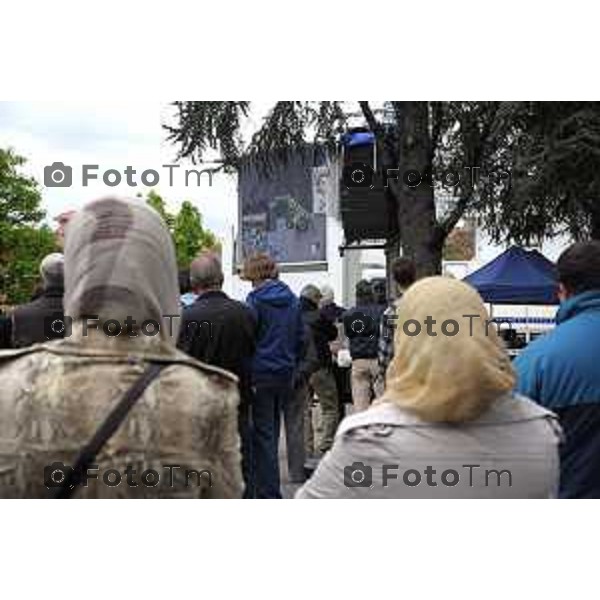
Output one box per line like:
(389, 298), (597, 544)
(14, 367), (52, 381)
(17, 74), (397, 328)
(297, 277), (560, 499)
(7, 253), (66, 348)
(343, 280), (386, 412)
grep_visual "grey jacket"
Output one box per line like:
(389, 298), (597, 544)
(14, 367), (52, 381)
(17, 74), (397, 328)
(296, 393), (561, 499)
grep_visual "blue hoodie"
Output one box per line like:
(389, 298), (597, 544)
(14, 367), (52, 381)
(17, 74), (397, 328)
(246, 279), (304, 380)
(515, 290), (600, 498)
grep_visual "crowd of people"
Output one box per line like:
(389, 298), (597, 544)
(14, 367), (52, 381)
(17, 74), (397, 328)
(0, 195), (599, 498)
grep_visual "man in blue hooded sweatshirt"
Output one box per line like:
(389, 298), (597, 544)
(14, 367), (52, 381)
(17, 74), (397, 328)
(515, 241), (600, 498)
(243, 253), (304, 498)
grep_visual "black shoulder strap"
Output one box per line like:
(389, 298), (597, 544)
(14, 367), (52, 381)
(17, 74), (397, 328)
(55, 362), (165, 499)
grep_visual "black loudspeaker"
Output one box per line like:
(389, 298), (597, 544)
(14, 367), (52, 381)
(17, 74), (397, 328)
(339, 141), (398, 243)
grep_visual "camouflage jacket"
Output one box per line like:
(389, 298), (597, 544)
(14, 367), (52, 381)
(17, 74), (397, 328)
(0, 328), (243, 498)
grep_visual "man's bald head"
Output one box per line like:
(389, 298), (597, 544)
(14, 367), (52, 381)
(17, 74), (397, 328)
(190, 252), (224, 292)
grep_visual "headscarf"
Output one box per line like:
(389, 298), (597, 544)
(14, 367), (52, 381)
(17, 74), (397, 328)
(380, 276), (515, 423)
(63, 196), (181, 346)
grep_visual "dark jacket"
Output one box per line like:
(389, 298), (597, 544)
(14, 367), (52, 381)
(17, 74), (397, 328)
(515, 290), (600, 498)
(320, 301), (345, 324)
(343, 303), (385, 359)
(9, 286), (65, 348)
(246, 280), (303, 380)
(296, 296), (338, 383)
(0, 314), (11, 349)
(178, 290), (256, 402)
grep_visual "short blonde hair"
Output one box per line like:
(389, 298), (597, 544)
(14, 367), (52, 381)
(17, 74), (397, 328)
(242, 252), (278, 283)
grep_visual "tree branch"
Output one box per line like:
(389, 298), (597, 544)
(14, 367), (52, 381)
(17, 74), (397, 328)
(358, 101), (383, 135)
(438, 194), (474, 236)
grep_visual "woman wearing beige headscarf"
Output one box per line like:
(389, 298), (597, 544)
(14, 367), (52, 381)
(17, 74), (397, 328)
(297, 277), (561, 498)
(0, 196), (243, 498)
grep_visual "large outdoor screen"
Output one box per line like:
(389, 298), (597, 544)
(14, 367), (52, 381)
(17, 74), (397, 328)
(238, 150), (337, 265)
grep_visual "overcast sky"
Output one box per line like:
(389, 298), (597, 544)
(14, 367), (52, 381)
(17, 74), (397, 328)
(0, 101), (240, 242)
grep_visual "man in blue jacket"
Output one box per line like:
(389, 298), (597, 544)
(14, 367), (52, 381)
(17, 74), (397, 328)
(243, 253), (304, 498)
(515, 241), (600, 498)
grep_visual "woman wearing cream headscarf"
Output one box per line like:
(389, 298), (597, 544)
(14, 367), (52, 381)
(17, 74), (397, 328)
(297, 277), (561, 498)
(0, 196), (243, 498)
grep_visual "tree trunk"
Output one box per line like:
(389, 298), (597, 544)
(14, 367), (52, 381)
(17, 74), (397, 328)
(401, 225), (444, 277)
(395, 101), (443, 277)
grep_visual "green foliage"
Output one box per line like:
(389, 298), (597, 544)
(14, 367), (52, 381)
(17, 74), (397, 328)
(1, 225), (57, 304)
(0, 148), (45, 225)
(0, 148), (57, 304)
(173, 200), (217, 267)
(165, 101), (251, 169)
(484, 102), (600, 242)
(146, 189), (175, 230)
(166, 101), (347, 171)
(143, 191), (218, 268)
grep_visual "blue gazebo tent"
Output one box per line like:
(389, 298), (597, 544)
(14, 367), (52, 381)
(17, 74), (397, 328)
(463, 246), (559, 305)
(341, 130), (375, 148)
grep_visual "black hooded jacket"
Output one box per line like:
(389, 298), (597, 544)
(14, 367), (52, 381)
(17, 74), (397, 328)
(9, 286), (65, 348)
(296, 296), (338, 382)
